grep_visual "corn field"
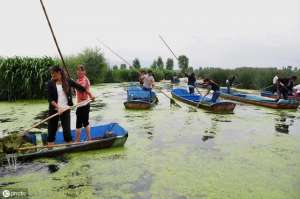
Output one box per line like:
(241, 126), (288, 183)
(0, 57), (58, 101)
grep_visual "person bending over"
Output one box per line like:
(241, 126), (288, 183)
(202, 78), (220, 103)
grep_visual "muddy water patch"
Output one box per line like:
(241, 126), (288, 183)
(211, 117), (232, 122)
(131, 170), (153, 198)
(273, 112), (297, 134)
(90, 101), (106, 112)
(33, 110), (48, 120)
(0, 118), (14, 123)
(0, 181), (19, 188)
(0, 161), (65, 178)
(99, 153), (127, 161)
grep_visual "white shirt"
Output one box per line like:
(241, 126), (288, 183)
(293, 84), (300, 93)
(56, 84), (68, 108)
(143, 74), (155, 89)
(273, 75), (278, 84)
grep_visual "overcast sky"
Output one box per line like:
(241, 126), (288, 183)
(0, 0), (300, 68)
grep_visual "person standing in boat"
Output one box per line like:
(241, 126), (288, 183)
(142, 70), (156, 101)
(203, 78), (220, 103)
(185, 72), (196, 94)
(47, 66), (92, 146)
(138, 70), (146, 86)
(226, 75), (235, 94)
(143, 70), (155, 91)
(272, 73), (279, 94)
(276, 76), (297, 100)
(75, 65), (95, 142)
(286, 76), (297, 95)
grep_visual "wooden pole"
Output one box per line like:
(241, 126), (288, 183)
(155, 86), (181, 108)
(158, 35), (178, 60)
(98, 39), (132, 67)
(39, 0), (70, 78)
(19, 99), (92, 136)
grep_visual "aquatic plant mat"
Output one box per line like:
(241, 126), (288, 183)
(1, 83), (300, 199)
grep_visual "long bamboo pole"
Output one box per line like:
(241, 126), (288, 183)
(158, 35), (178, 60)
(19, 99), (93, 136)
(98, 39), (132, 67)
(39, 0), (70, 78)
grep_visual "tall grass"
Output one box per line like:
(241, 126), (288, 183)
(0, 56), (58, 101)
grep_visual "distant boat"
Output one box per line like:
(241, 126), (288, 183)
(220, 88), (299, 109)
(124, 86), (158, 110)
(171, 88), (236, 113)
(171, 76), (180, 84)
(17, 123), (128, 161)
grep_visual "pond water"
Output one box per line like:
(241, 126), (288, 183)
(0, 83), (300, 199)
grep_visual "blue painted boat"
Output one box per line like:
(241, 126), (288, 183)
(171, 88), (236, 113)
(220, 88), (299, 109)
(18, 123), (128, 160)
(124, 86), (158, 109)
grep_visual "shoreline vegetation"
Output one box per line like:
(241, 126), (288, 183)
(0, 47), (299, 101)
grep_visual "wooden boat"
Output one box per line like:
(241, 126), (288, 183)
(171, 88), (236, 113)
(16, 123), (128, 161)
(220, 88), (299, 109)
(261, 90), (300, 102)
(124, 86), (158, 110)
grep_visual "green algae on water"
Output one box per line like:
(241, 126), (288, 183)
(1, 84), (300, 199)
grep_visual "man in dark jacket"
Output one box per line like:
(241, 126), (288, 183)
(277, 76), (297, 100)
(185, 73), (196, 94)
(203, 78), (220, 103)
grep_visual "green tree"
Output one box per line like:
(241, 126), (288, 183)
(187, 67), (194, 74)
(178, 55), (189, 73)
(120, 64), (127, 69)
(151, 60), (157, 69)
(104, 69), (114, 83)
(132, 58), (141, 69)
(65, 47), (108, 84)
(166, 58), (174, 70)
(157, 56), (164, 69)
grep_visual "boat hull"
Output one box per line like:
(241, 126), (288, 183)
(124, 100), (155, 110)
(124, 86), (158, 110)
(171, 88), (236, 113)
(261, 91), (300, 102)
(220, 91), (299, 109)
(17, 135), (127, 161)
(16, 123), (128, 161)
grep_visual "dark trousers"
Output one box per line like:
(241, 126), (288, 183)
(272, 84), (277, 94)
(188, 86), (195, 94)
(277, 86), (288, 100)
(76, 104), (90, 129)
(211, 91), (220, 103)
(47, 110), (72, 143)
(227, 86), (231, 94)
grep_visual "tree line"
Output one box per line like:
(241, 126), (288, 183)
(0, 47), (299, 101)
